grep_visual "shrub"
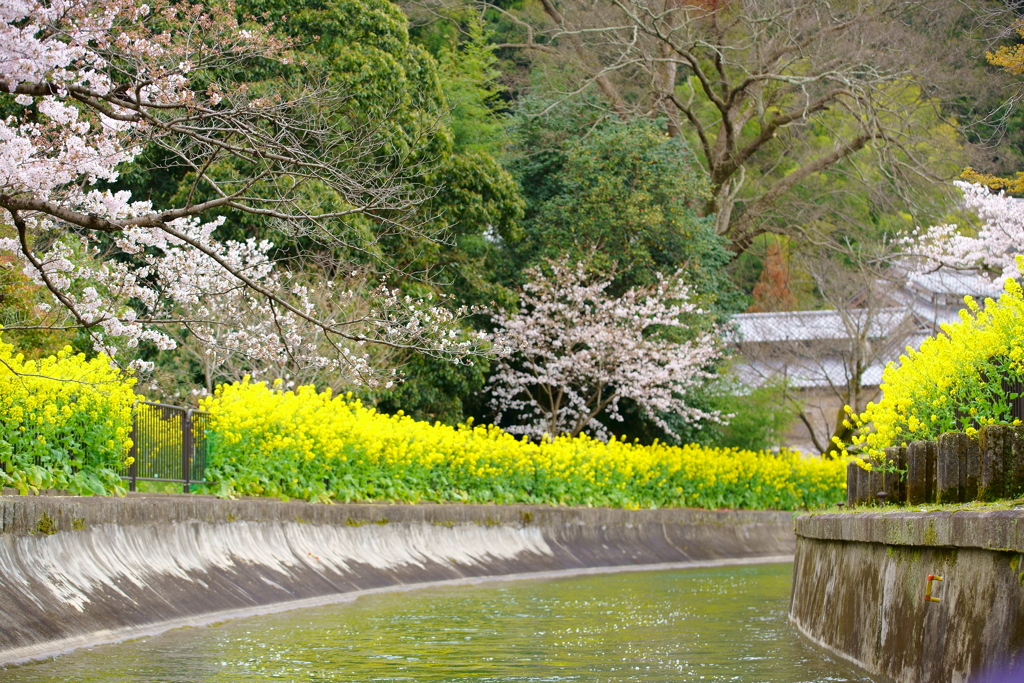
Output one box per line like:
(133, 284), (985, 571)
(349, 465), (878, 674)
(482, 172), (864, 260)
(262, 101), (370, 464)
(845, 261), (1024, 455)
(201, 378), (846, 509)
(706, 378), (801, 452)
(0, 335), (136, 495)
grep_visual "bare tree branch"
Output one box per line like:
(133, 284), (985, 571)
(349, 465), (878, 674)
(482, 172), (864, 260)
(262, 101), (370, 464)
(411, 0), (1009, 253)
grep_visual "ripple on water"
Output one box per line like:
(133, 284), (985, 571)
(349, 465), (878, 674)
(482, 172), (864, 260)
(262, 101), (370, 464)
(5, 563), (880, 683)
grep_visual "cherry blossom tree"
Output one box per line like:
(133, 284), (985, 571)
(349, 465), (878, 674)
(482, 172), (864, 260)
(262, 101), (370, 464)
(907, 181), (1024, 282)
(154, 268), (409, 398)
(487, 258), (724, 441)
(0, 0), (482, 381)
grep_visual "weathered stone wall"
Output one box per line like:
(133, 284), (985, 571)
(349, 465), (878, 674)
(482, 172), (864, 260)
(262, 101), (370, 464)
(791, 510), (1024, 683)
(0, 493), (794, 666)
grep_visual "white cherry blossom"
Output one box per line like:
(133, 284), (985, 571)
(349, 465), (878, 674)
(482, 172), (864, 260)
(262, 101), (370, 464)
(907, 181), (1024, 281)
(487, 259), (724, 442)
(0, 0), (481, 381)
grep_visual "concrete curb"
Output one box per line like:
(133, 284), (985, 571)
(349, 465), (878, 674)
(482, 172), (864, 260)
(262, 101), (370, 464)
(795, 509), (1024, 552)
(1, 492), (792, 534)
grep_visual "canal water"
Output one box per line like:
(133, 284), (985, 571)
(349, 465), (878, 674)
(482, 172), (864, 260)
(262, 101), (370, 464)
(7, 562), (877, 682)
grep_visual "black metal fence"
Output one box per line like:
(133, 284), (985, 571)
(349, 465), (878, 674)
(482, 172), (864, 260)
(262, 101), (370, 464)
(125, 402), (209, 493)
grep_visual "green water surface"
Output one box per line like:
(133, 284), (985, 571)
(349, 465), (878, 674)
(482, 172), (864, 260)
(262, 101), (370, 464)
(6, 563), (877, 682)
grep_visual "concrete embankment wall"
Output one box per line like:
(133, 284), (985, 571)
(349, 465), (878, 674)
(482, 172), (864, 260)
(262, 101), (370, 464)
(791, 510), (1024, 683)
(0, 493), (794, 666)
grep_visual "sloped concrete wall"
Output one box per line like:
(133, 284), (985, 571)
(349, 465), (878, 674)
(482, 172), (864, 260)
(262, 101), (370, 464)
(0, 494), (794, 666)
(791, 510), (1024, 683)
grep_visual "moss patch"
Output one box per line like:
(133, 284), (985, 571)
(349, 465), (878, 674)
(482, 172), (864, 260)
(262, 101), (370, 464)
(36, 513), (57, 535)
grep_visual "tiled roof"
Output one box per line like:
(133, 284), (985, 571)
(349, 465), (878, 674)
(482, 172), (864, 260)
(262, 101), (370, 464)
(735, 358), (887, 389)
(906, 269), (1001, 299)
(728, 267), (1002, 390)
(732, 307), (910, 344)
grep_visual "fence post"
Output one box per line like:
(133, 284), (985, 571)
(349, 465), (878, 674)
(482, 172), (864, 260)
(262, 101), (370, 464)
(855, 462), (871, 505)
(979, 425), (1012, 502)
(846, 461), (859, 507)
(937, 433), (965, 504)
(882, 447), (906, 504)
(961, 433), (980, 502)
(1007, 425), (1024, 499)
(867, 463), (884, 506)
(128, 412), (139, 493)
(182, 409), (194, 494)
(907, 440), (937, 505)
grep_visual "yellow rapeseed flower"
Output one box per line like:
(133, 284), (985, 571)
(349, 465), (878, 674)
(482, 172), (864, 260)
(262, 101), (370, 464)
(201, 379), (846, 509)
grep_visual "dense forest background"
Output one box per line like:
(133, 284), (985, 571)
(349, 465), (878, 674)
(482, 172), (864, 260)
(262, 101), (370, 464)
(5, 0), (1023, 452)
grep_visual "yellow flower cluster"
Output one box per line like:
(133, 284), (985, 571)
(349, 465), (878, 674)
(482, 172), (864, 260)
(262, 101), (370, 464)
(201, 379), (846, 509)
(845, 259), (1024, 455)
(0, 333), (136, 495)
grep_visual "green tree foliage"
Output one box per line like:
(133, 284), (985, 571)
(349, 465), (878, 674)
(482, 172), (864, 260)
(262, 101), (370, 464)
(0, 259), (73, 358)
(427, 14), (509, 156)
(95, 0), (525, 418)
(467, 0), (1009, 255)
(609, 377), (800, 452)
(232, 0), (524, 303)
(422, 152), (523, 309)
(709, 379), (802, 453)
(507, 114), (741, 317)
(241, 0), (445, 150)
(404, 9), (525, 309)
(373, 351), (488, 425)
(111, 0), (523, 283)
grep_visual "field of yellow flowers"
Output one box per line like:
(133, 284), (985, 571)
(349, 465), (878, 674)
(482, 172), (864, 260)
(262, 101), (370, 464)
(201, 379), (846, 510)
(843, 262), (1024, 456)
(0, 335), (136, 495)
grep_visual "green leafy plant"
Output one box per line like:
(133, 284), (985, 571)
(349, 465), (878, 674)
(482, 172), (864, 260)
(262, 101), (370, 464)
(712, 379), (802, 453)
(0, 334), (136, 495)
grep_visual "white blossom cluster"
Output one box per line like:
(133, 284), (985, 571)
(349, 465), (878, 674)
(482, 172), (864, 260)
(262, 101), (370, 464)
(907, 181), (1024, 281)
(0, 0), (483, 380)
(0, 201), (484, 380)
(2, 0), (166, 209)
(487, 259), (724, 442)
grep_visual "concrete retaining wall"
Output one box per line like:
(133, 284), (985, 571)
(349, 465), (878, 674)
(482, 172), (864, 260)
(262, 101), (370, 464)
(0, 493), (795, 666)
(791, 510), (1024, 683)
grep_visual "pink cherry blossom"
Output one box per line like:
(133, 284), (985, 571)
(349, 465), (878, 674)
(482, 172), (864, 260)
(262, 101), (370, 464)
(487, 259), (724, 442)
